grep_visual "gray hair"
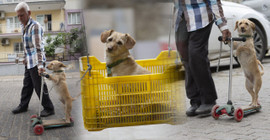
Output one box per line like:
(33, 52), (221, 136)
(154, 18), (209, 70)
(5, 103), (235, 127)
(15, 2), (30, 12)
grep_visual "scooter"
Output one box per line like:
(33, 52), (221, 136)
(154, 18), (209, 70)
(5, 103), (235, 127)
(211, 36), (261, 122)
(30, 66), (74, 135)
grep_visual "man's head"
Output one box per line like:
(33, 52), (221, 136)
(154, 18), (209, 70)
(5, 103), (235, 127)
(15, 2), (31, 26)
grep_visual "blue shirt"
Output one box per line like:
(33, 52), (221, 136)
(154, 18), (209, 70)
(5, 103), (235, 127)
(175, 0), (228, 32)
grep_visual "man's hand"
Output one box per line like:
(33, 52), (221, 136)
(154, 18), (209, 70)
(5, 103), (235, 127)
(38, 67), (45, 76)
(222, 29), (231, 44)
(22, 59), (27, 65)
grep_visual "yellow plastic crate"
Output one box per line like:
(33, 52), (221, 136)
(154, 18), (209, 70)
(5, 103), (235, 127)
(79, 50), (186, 131)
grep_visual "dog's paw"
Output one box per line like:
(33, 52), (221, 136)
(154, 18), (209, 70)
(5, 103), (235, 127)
(249, 103), (259, 107)
(65, 119), (71, 123)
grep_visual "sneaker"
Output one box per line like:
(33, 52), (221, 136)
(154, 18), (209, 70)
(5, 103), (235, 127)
(195, 103), (216, 115)
(186, 104), (199, 116)
(12, 106), (27, 114)
(40, 109), (55, 117)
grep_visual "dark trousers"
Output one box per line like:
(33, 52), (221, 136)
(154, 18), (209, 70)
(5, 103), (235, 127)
(19, 66), (54, 111)
(175, 19), (217, 106)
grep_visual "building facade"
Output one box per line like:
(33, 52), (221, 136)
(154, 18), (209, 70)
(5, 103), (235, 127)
(0, 0), (84, 62)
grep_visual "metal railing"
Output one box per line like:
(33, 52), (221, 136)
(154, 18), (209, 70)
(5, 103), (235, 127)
(0, 21), (65, 34)
(0, 52), (24, 63)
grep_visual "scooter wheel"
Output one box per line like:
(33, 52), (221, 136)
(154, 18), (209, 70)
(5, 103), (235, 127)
(30, 115), (37, 119)
(234, 107), (244, 122)
(30, 115), (38, 123)
(211, 105), (220, 119)
(34, 124), (44, 135)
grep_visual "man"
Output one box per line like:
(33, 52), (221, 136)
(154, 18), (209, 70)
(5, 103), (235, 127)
(175, 0), (231, 116)
(12, 2), (55, 117)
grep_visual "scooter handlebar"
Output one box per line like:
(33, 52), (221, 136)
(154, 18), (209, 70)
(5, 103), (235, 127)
(218, 36), (246, 42)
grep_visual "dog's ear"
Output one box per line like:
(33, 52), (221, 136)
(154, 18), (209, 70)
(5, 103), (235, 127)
(125, 34), (136, 49)
(101, 30), (114, 43)
(234, 20), (239, 31)
(59, 63), (66, 68)
(249, 20), (256, 31)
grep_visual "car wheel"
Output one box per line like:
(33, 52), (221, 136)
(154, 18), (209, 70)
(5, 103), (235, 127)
(253, 25), (267, 62)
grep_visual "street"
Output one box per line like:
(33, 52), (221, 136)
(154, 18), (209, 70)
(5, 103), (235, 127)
(0, 58), (270, 140)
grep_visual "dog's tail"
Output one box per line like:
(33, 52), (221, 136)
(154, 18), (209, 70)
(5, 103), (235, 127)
(257, 60), (264, 76)
(72, 92), (81, 101)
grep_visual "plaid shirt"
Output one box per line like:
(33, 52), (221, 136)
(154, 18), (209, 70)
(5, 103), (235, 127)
(175, 0), (228, 32)
(22, 18), (46, 69)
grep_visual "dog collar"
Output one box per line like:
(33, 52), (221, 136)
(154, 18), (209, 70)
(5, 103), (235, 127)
(239, 34), (253, 38)
(106, 58), (129, 76)
(53, 70), (64, 73)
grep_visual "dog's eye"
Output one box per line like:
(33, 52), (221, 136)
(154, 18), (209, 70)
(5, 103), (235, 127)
(245, 23), (249, 25)
(117, 41), (123, 46)
(108, 38), (113, 42)
(239, 22), (242, 25)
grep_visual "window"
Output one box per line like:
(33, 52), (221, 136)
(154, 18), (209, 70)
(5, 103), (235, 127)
(6, 17), (20, 33)
(14, 42), (23, 53)
(68, 12), (81, 25)
(36, 14), (52, 31)
(15, 17), (20, 28)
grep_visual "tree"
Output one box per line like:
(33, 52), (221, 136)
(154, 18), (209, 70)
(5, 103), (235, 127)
(44, 27), (87, 60)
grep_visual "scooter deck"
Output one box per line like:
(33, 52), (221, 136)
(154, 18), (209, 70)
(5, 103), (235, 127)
(241, 105), (261, 115)
(42, 119), (74, 129)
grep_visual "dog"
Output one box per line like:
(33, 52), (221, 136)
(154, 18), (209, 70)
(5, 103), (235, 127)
(44, 60), (80, 123)
(100, 29), (151, 77)
(233, 19), (264, 107)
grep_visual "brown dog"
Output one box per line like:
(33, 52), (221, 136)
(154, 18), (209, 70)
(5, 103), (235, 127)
(101, 30), (151, 77)
(44, 60), (80, 123)
(233, 19), (264, 106)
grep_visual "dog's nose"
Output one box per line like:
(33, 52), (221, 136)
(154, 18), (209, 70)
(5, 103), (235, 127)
(241, 27), (246, 32)
(107, 48), (113, 52)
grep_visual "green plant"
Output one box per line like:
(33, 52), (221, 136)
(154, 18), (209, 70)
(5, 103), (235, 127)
(44, 27), (87, 59)
(44, 35), (55, 57)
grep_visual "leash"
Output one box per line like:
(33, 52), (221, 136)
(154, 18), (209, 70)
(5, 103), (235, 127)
(216, 41), (223, 72)
(76, 54), (92, 86)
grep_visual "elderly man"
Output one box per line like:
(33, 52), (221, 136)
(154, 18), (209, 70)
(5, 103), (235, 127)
(12, 2), (55, 117)
(175, 0), (231, 116)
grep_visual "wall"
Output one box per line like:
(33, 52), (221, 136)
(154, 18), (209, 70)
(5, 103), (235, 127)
(0, 9), (64, 33)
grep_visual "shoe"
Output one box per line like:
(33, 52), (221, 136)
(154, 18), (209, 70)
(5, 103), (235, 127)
(12, 106), (27, 114)
(40, 109), (55, 117)
(195, 103), (216, 115)
(186, 104), (199, 116)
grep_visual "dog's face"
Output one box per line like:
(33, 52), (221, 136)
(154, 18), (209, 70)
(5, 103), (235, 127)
(100, 30), (136, 57)
(46, 60), (66, 71)
(235, 19), (255, 35)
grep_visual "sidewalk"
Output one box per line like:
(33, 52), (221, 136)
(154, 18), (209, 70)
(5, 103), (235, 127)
(1, 63), (270, 139)
(0, 71), (82, 140)
(76, 63), (270, 140)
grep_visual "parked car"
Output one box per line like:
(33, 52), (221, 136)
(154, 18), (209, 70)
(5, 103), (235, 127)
(242, 0), (270, 21)
(208, 1), (270, 62)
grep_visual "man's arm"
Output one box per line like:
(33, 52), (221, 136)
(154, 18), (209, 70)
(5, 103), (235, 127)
(32, 23), (46, 73)
(210, 0), (228, 31)
(210, 0), (231, 41)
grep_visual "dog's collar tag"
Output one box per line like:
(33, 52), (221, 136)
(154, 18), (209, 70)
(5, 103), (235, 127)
(107, 67), (112, 75)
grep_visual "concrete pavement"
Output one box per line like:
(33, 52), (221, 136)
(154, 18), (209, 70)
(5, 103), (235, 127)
(1, 60), (270, 139)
